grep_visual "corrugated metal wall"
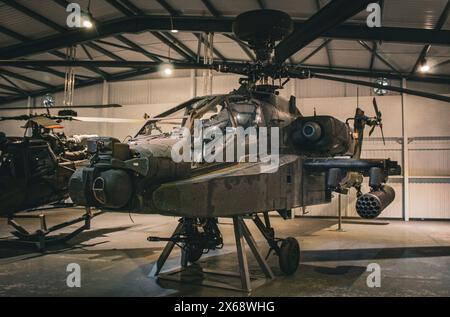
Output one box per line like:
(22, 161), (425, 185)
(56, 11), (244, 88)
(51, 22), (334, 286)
(1, 74), (449, 219)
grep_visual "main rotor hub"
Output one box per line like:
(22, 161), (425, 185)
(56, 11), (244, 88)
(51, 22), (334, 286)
(232, 9), (293, 63)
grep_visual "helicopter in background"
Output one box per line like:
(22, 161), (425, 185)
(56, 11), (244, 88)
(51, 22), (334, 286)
(0, 90), (127, 217)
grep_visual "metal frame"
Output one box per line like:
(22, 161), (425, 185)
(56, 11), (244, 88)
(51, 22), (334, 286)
(314, 0), (333, 67)
(2, 15), (449, 60)
(149, 216), (274, 293)
(3, 206), (105, 252)
(410, 0), (450, 74)
(0, 1), (450, 105)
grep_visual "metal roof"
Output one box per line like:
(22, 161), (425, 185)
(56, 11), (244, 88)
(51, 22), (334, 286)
(0, 0), (449, 105)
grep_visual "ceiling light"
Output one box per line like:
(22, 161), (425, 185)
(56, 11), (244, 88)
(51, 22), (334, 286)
(420, 63), (430, 73)
(171, 29), (179, 33)
(160, 63), (174, 76)
(82, 19), (93, 29)
(81, 11), (94, 29)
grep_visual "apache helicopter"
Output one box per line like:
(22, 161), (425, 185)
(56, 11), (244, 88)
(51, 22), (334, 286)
(0, 94), (125, 217)
(4, 5), (450, 288)
(0, 114), (95, 216)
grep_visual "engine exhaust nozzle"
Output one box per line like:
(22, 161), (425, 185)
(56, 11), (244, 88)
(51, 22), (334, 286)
(356, 185), (395, 219)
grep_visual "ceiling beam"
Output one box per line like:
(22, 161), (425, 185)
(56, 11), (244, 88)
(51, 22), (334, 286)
(314, 0), (333, 67)
(256, 0), (266, 9)
(275, 0), (374, 63)
(119, 0), (144, 14)
(49, 49), (110, 78)
(1, 15), (450, 60)
(223, 34), (255, 61)
(194, 33), (226, 61)
(0, 69), (55, 89)
(1, 1), (109, 78)
(151, 32), (196, 61)
(200, 0), (221, 17)
(115, 35), (162, 62)
(0, 83), (29, 96)
(104, 0), (190, 62)
(104, 0), (135, 16)
(1, 0), (66, 32)
(84, 42), (125, 61)
(297, 39), (332, 64)
(155, 0), (181, 16)
(358, 41), (401, 75)
(369, 41), (377, 70)
(159, 0), (228, 62)
(432, 59), (450, 70)
(0, 66), (162, 106)
(410, 0), (450, 74)
(200, 0), (254, 61)
(0, 75), (29, 96)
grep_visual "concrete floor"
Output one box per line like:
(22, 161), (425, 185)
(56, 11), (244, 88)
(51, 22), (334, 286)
(1, 208), (450, 297)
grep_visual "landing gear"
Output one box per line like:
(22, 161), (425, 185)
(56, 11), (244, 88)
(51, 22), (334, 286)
(279, 237), (300, 275)
(148, 212), (301, 292)
(4, 206), (104, 252)
(185, 243), (203, 263)
(252, 213), (301, 275)
(148, 217), (224, 264)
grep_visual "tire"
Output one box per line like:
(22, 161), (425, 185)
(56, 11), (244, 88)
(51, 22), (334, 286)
(186, 244), (203, 263)
(279, 237), (300, 275)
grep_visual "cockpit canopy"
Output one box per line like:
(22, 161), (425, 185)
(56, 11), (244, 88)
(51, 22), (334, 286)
(135, 94), (264, 138)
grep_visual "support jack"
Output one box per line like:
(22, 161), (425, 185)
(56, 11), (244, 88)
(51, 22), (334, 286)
(148, 213), (300, 293)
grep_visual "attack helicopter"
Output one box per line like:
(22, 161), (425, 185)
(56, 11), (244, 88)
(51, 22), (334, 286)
(4, 5), (450, 290)
(0, 114), (95, 216)
(0, 98), (130, 249)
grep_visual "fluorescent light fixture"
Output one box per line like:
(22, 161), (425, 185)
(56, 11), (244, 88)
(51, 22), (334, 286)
(171, 29), (179, 33)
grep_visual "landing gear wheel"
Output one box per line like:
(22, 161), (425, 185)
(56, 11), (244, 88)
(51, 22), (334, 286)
(279, 237), (300, 275)
(186, 244), (203, 263)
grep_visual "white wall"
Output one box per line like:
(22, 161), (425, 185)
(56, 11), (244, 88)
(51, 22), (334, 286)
(1, 73), (449, 219)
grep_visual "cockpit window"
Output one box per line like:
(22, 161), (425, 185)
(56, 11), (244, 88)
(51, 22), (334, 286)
(135, 96), (213, 137)
(228, 97), (262, 129)
(135, 95), (262, 138)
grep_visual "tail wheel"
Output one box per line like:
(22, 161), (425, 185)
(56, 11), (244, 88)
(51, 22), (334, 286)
(279, 237), (300, 275)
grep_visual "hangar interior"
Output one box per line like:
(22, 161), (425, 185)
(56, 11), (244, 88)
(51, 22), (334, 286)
(0, 0), (450, 297)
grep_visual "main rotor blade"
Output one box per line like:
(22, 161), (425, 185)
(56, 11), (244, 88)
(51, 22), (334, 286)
(0, 60), (211, 69)
(274, 0), (373, 63)
(312, 73), (450, 103)
(70, 115), (188, 123)
(0, 104), (122, 110)
(70, 116), (146, 123)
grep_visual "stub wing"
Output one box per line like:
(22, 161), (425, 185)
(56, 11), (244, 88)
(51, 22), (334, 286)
(151, 155), (305, 218)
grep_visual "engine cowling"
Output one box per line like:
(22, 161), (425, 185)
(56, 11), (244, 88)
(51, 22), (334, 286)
(290, 116), (354, 156)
